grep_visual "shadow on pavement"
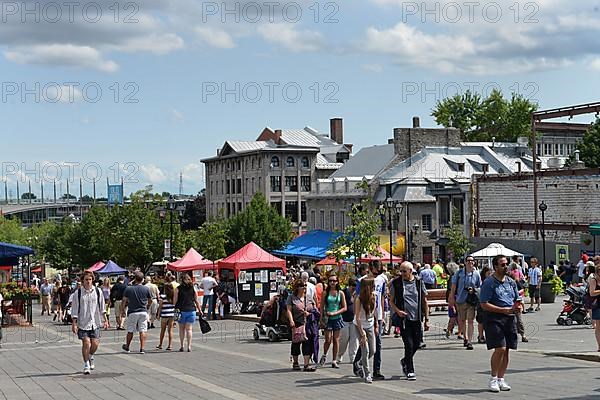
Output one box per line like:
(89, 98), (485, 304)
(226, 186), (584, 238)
(73, 372), (125, 379)
(294, 375), (360, 387)
(416, 388), (492, 396)
(475, 365), (593, 375)
(241, 368), (299, 374)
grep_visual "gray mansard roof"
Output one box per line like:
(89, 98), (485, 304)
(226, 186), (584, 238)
(330, 144), (395, 178)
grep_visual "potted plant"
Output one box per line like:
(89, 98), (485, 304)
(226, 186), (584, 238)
(540, 268), (562, 303)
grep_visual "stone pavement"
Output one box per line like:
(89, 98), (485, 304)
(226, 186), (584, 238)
(0, 297), (598, 400)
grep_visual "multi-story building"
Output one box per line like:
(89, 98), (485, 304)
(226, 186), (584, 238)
(534, 122), (590, 167)
(201, 119), (352, 233)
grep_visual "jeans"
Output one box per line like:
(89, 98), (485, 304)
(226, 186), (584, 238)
(202, 295), (215, 319)
(401, 320), (423, 374)
(338, 322), (359, 362)
(360, 324), (376, 378)
(374, 319), (383, 372)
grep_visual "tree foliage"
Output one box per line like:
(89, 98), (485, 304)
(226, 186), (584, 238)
(182, 191), (206, 230)
(445, 208), (474, 262)
(329, 199), (381, 262)
(432, 89), (537, 142)
(569, 118), (600, 168)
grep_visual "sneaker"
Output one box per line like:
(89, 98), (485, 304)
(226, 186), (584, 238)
(319, 355), (326, 366)
(352, 361), (363, 378)
(139, 349), (145, 354)
(521, 336), (529, 343)
(83, 362), (91, 375)
(498, 378), (511, 391)
(463, 340), (468, 347)
(445, 331), (451, 339)
(400, 358), (407, 377)
(121, 344), (130, 353)
(466, 343), (474, 350)
(407, 373), (416, 381)
(365, 374), (373, 384)
(535, 307), (541, 312)
(331, 361), (339, 369)
(89, 356), (95, 370)
(373, 371), (385, 380)
(489, 377), (500, 393)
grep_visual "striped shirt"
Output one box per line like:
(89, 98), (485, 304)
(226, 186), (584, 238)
(160, 293), (175, 318)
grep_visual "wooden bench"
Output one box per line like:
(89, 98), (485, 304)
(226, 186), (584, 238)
(426, 289), (448, 311)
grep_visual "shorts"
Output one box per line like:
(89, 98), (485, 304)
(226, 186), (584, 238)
(126, 312), (148, 333)
(448, 306), (457, 318)
(592, 308), (600, 321)
(77, 328), (100, 340)
(179, 311), (197, 324)
(484, 313), (518, 350)
(325, 318), (344, 331)
(529, 286), (540, 299)
(456, 302), (476, 321)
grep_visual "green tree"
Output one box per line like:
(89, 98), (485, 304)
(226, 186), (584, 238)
(0, 216), (26, 244)
(432, 89), (537, 142)
(21, 192), (36, 200)
(182, 192), (206, 230)
(226, 193), (292, 253)
(445, 208), (473, 261)
(35, 218), (77, 272)
(568, 118), (600, 168)
(70, 206), (113, 267)
(329, 199), (380, 263)
(195, 220), (228, 262)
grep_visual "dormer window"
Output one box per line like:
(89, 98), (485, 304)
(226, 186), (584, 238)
(457, 163), (465, 172)
(286, 156), (295, 167)
(271, 156), (280, 168)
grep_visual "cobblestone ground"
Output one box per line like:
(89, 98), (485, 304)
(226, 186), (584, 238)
(0, 298), (598, 400)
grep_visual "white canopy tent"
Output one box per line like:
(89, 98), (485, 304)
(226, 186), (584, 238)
(470, 243), (523, 268)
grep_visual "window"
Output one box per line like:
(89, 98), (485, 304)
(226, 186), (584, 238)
(301, 157), (309, 168)
(301, 202), (307, 222)
(226, 179), (230, 194)
(286, 157), (295, 167)
(422, 247), (433, 265)
(237, 178), (242, 194)
(221, 181), (224, 195)
(251, 158), (255, 169)
(300, 176), (311, 192)
(453, 197), (464, 224)
(439, 197), (450, 226)
(238, 202), (242, 212)
(422, 214), (432, 231)
(226, 203), (231, 217)
(554, 144), (560, 156)
(340, 210), (345, 230)
(543, 143), (552, 156)
(258, 177), (262, 190)
(285, 201), (298, 222)
(330, 210), (335, 230)
(557, 143), (564, 156)
(271, 156), (280, 168)
(271, 201), (282, 214)
(310, 210), (316, 229)
(210, 182), (214, 196)
(259, 157), (262, 168)
(536, 143), (542, 156)
(270, 176), (281, 192)
(237, 160), (241, 170)
(285, 176), (298, 192)
(320, 210), (325, 229)
(245, 178), (248, 194)
(457, 163), (465, 172)
(251, 177), (255, 192)
(566, 144), (575, 155)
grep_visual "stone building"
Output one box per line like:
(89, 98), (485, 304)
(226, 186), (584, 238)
(534, 122), (590, 167)
(201, 119), (352, 233)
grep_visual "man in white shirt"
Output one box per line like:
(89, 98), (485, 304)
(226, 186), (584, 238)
(200, 271), (218, 320)
(71, 271), (108, 375)
(144, 276), (160, 328)
(301, 272), (317, 306)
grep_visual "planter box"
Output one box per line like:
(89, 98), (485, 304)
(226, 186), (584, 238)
(540, 282), (556, 303)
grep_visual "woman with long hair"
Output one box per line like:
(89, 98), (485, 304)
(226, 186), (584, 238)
(354, 277), (376, 383)
(101, 278), (112, 329)
(173, 274), (202, 352)
(286, 279), (316, 371)
(319, 274), (347, 368)
(157, 283), (176, 350)
(52, 280), (61, 322)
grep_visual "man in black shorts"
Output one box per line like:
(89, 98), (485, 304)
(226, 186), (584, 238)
(479, 255), (521, 393)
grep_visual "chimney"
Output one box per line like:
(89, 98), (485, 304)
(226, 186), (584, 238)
(516, 161), (521, 173)
(330, 118), (343, 144)
(412, 116), (420, 128)
(274, 129), (282, 145)
(388, 138), (394, 144)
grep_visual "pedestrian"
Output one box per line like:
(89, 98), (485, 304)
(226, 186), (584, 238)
(354, 277), (376, 383)
(145, 276), (160, 329)
(100, 278), (112, 330)
(156, 282), (176, 351)
(509, 267), (528, 343)
(200, 270), (217, 320)
(589, 257), (600, 349)
(418, 264), (436, 289)
(173, 273), (203, 352)
(337, 278), (358, 364)
(319, 273), (347, 368)
(477, 266), (493, 343)
(286, 279), (316, 372)
(70, 271), (108, 375)
(110, 276), (127, 330)
(480, 254), (521, 392)
(121, 271), (152, 354)
(40, 278), (53, 316)
(449, 256), (482, 350)
(527, 257), (542, 312)
(389, 261), (429, 381)
(51, 280), (61, 321)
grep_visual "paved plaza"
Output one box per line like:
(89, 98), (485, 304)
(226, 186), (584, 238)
(0, 299), (598, 400)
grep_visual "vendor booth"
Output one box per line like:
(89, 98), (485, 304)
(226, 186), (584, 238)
(0, 242), (35, 326)
(470, 243), (523, 268)
(272, 230), (341, 260)
(87, 261), (106, 272)
(219, 242), (286, 304)
(358, 245), (403, 265)
(96, 260), (128, 276)
(167, 248), (213, 272)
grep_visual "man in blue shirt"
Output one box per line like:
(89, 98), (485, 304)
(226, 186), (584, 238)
(527, 257), (542, 312)
(418, 264), (436, 289)
(480, 254), (521, 393)
(449, 257), (482, 350)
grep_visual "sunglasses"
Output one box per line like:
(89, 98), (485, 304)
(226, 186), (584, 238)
(329, 280), (338, 283)
(466, 259), (474, 262)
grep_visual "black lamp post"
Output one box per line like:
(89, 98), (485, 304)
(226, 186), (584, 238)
(539, 201), (547, 269)
(159, 196), (186, 261)
(378, 198), (404, 268)
(411, 223), (420, 262)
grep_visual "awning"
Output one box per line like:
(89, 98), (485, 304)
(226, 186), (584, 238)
(218, 242), (286, 277)
(96, 260), (128, 275)
(358, 245), (403, 263)
(87, 261), (106, 272)
(167, 248), (214, 272)
(272, 230), (341, 260)
(0, 242), (34, 265)
(590, 224), (600, 236)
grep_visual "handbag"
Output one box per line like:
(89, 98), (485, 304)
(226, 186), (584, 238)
(199, 316), (212, 334)
(292, 325), (307, 343)
(173, 308), (181, 321)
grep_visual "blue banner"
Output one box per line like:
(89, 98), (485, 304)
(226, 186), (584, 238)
(108, 184), (123, 205)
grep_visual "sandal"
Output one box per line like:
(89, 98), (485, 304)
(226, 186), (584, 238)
(179, 347), (184, 352)
(156, 345), (162, 350)
(292, 363), (301, 371)
(303, 365), (316, 372)
(166, 347), (172, 351)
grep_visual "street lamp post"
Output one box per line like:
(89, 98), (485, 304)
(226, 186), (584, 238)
(411, 223), (420, 262)
(539, 201), (547, 269)
(160, 196), (186, 262)
(378, 198), (404, 268)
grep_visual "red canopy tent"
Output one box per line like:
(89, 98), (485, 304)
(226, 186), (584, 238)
(316, 256), (346, 266)
(31, 267), (42, 273)
(167, 248), (213, 272)
(218, 242), (286, 277)
(87, 261), (106, 272)
(358, 246), (403, 263)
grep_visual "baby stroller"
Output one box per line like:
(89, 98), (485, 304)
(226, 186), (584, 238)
(557, 286), (591, 326)
(253, 291), (290, 342)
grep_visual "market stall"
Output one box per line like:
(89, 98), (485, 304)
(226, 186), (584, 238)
(218, 242), (286, 304)
(87, 261), (106, 272)
(470, 243), (523, 268)
(96, 260), (128, 276)
(0, 242), (35, 325)
(358, 245), (403, 265)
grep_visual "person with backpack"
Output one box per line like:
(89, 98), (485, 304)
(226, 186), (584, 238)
(70, 271), (108, 375)
(389, 261), (429, 381)
(449, 256), (482, 350)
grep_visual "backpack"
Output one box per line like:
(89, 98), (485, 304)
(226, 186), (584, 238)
(77, 287), (102, 320)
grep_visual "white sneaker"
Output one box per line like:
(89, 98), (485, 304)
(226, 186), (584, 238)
(407, 373), (416, 381)
(83, 362), (91, 375)
(365, 374), (373, 384)
(498, 378), (511, 391)
(89, 356), (95, 370)
(489, 377), (500, 393)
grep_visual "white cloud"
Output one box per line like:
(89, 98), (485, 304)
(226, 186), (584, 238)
(257, 24), (324, 52)
(171, 109), (185, 122)
(195, 27), (236, 49)
(362, 64), (383, 73)
(140, 164), (168, 184)
(591, 58), (600, 71)
(182, 163), (204, 185)
(5, 44), (118, 72)
(111, 33), (185, 55)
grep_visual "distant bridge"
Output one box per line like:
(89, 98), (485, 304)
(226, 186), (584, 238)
(0, 201), (94, 225)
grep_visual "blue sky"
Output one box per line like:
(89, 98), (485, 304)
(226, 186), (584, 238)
(1, 0), (600, 197)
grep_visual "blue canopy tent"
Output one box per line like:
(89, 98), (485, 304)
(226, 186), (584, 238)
(272, 230), (342, 260)
(0, 242), (35, 285)
(96, 260), (128, 276)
